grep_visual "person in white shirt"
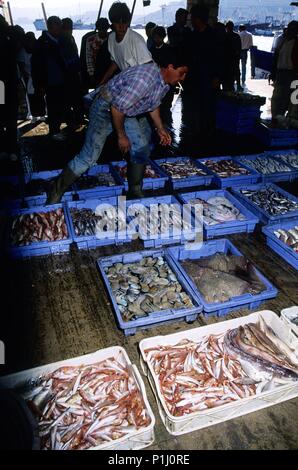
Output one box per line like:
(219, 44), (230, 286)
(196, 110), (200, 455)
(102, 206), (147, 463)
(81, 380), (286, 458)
(99, 3), (152, 84)
(238, 25), (253, 86)
(97, 3), (155, 199)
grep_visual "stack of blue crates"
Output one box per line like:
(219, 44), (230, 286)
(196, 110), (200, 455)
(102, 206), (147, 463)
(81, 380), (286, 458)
(216, 99), (262, 135)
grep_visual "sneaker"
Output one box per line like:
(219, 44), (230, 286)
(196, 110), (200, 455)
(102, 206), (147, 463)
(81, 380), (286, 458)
(51, 132), (68, 142)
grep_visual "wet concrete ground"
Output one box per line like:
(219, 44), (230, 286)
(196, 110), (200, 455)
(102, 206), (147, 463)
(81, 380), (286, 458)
(1, 82), (298, 450)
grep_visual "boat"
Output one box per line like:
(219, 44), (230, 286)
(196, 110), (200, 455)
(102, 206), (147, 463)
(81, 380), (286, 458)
(34, 18), (95, 31)
(254, 29), (275, 37)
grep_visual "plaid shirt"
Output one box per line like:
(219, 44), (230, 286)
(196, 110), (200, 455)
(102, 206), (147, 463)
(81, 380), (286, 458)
(103, 63), (170, 117)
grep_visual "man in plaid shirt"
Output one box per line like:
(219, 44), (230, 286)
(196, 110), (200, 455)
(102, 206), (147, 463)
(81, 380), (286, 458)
(47, 61), (188, 204)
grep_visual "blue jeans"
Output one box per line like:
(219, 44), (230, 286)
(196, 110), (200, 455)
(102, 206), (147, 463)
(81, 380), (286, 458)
(69, 97), (152, 176)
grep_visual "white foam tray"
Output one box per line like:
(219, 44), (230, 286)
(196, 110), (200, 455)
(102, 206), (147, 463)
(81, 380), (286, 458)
(281, 306), (298, 337)
(139, 310), (298, 436)
(0, 346), (155, 450)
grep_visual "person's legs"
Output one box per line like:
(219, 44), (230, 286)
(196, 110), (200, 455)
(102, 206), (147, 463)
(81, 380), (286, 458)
(271, 71), (293, 120)
(124, 116), (151, 198)
(46, 86), (63, 135)
(69, 98), (113, 176)
(241, 50), (248, 84)
(47, 98), (112, 204)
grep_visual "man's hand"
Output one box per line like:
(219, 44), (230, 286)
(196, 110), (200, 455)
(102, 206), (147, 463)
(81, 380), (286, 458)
(118, 134), (131, 154)
(157, 128), (172, 146)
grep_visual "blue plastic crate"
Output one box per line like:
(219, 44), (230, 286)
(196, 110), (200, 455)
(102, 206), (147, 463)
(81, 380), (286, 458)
(125, 194), (200, 248)
(265, 149), (298, 179)
(97, 248), (203, 336)
(111, 160), (168, 192)
(65, 197), (131, 251)
(74, 164), (124, 200)
(216, 110), (261, 124)
(167, 239), (278, 317)
(262, 219), (298, 270)
(178, 189), (259, 239)
(153, 157), (213, 190)
(8, 204), (73, 258)
(231, 183), (298, 225)
(22, 170), (74, 207)
(216, 122), (257, 136)
(236, 153), (295, 184)
(255, 122), (298, 148)
(197, 156), (260, 188)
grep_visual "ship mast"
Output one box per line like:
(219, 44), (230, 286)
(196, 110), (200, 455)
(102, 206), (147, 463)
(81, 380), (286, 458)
(41, 2), (48, 23)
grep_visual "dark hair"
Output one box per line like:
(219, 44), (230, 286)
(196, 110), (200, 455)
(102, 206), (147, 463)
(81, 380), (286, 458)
(152, 25), (166, 39)
(96, 17), (110, 31)
(145, 21), (156, 32)
(190, 5), (209, 23)
(108, 2), (131, 24)
(239, 24), (246, 31)
(226, 20), (234, 29)
(47, 16), (62, 30)
(62, 18), (73, 29)
(288, 20), (298, 31)
(25, 32), (36, 40)
(175, 8), (188, 21)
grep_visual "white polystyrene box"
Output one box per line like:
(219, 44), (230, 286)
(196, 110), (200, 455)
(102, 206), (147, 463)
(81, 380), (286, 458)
(139, 310), (298, 436)
(0, 346), (155, 450)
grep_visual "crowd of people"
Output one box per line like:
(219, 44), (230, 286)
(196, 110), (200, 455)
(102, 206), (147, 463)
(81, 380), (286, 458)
(0, 2), (297, 193)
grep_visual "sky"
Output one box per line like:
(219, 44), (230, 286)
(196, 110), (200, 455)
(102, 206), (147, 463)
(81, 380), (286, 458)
(8, 0), (178, 18)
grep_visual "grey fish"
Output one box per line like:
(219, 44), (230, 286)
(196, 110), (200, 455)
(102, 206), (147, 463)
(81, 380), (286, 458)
(270, 153), (298, 170)
(224, 327), (298, 381)
(71, 208), (125, 237)
(76, 173), (116, 190)
(240, 187), (298, 216)
(189, 197), (246, 225)
(239, 156), (291, 175)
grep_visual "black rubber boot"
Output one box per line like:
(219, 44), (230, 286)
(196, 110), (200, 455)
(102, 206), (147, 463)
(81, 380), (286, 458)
(46, 166), (77, 205)
(126, 162), (146, 200)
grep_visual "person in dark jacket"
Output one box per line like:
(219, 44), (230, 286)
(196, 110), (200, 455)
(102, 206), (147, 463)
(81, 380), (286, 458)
(0, 15), (18, 160)
(182, 5), (221, 137)
(80, 18), (110, 93)
(150, 26), (176, 122)
(223, 21), (242, 91)
(61, 18), (84, 127)
(31, 16), (69, 141)
(145, 22), (156, 50)
(167, 8), (190, 50)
